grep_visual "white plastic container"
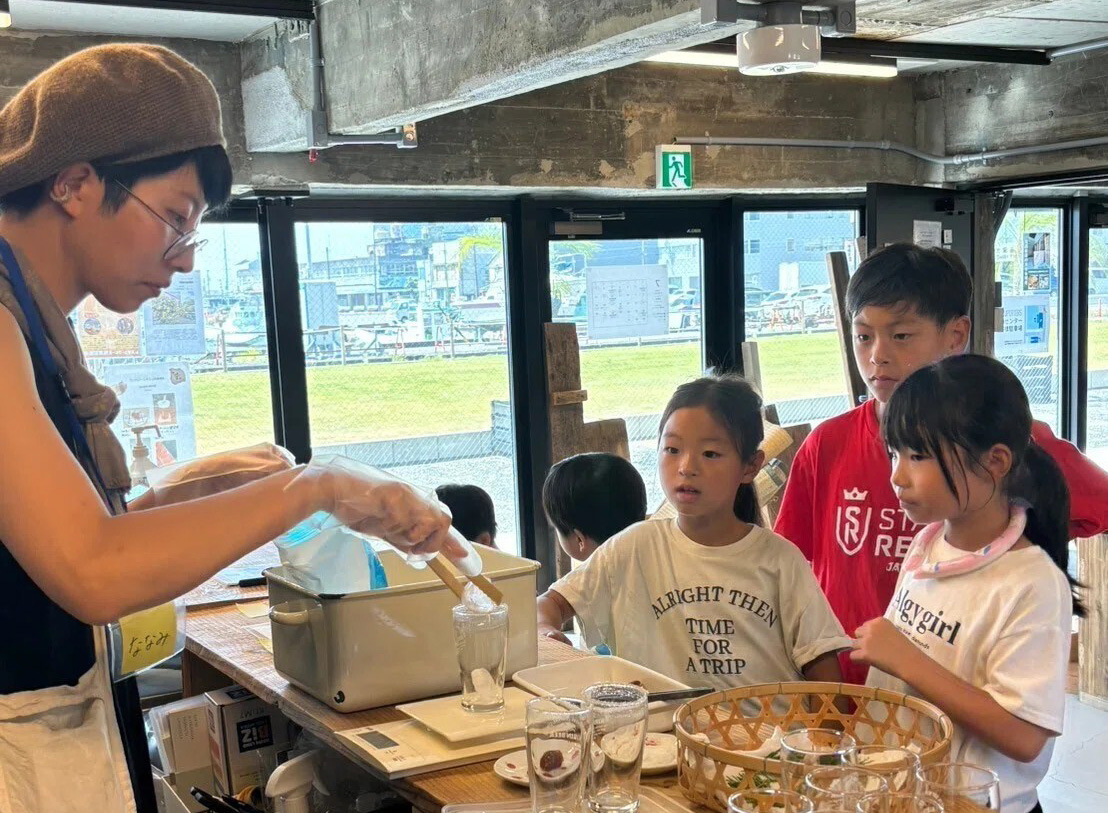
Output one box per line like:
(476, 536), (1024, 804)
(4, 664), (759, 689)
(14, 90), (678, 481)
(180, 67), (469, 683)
(266, 546), (539, 712)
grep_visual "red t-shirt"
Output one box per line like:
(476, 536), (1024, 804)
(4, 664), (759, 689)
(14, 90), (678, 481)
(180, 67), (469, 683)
(775, 398), (1108, 684)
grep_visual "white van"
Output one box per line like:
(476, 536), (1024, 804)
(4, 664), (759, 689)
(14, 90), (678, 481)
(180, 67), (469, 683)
(1091, 267), (1108, 295)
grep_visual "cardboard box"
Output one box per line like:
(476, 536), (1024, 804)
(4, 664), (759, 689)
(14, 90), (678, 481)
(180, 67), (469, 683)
(153, 766), (216, 813)
(205, 685), (291, 797)
(150, 695), (210, 776)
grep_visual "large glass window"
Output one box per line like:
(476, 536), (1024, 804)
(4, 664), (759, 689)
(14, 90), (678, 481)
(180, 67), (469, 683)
(76, 222), (275, 488)
(743, 210), (859, 426)
(296, 222), (521, 554)
(550, 238), (704, 513)
(994, 208), (1062, 433)
(1088, 227), (1108, 468)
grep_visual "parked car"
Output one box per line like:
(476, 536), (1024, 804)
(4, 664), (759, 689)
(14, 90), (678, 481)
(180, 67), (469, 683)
(1091, 267), (1108, 295)
(744, 287), (771, 309)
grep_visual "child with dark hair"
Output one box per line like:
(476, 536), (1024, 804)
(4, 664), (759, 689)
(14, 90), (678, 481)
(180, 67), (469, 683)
(775, 242), (1108, 684)
(435, 484), (497, 549)
(542, 452), (647, 562)
(537, 374), (850, 689)
(854, 354), (1078, 813)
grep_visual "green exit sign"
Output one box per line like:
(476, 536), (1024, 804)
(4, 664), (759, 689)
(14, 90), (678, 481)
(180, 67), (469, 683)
(656, 145), (693, 190)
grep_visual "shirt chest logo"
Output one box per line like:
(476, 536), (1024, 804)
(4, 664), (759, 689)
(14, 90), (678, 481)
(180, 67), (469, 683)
(835, 488), (872, 556)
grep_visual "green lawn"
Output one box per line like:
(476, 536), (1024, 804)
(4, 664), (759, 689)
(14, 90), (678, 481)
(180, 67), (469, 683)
(190, 321), (1108, 454)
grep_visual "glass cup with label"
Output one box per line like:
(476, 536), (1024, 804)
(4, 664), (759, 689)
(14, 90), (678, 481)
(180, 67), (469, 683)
(527, 697), (594, 813)
(583, 683), (649, 813)
(452, 602), (509, 712)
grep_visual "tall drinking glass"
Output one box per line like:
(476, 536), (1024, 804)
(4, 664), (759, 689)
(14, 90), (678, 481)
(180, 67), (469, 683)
(452, 602), (508, 712)
(526, 697), (593, 813)
(583, 683), (649, 813)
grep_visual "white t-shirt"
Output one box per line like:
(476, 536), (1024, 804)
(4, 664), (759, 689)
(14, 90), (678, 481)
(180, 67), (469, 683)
(551, 518), (851, 690)
(866, 536), (1072, 813)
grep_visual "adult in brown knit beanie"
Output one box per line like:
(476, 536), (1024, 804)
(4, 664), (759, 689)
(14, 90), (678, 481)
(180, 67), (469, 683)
(0, 45), (454, 813)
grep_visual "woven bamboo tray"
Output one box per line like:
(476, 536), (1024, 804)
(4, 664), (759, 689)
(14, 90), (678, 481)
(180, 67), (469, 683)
(675, 682), (953, 812)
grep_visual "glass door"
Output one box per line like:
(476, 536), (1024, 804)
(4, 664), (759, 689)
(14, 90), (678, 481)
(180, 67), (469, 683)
(548, 235), (706, 513)
(293, 218), (522, 554)
(995, 207), (1064, 433)
(1087, 224), (1108, 468)
(75, 215), (276, 499)
(742, 208), (860, 426)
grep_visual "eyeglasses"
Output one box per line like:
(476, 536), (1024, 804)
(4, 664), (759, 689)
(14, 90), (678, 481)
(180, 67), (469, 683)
(113, 180), (207, 261)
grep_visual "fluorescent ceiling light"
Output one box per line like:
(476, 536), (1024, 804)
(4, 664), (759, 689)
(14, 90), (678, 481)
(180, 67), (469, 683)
(645, 50), (739, 68)
(0, 1), (11, 28)
(645, 49), (898, 79)
(809, 59), (898, 78)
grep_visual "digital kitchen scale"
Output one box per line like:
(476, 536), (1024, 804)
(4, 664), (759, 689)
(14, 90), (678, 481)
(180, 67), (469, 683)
(338, 719), (524, 780)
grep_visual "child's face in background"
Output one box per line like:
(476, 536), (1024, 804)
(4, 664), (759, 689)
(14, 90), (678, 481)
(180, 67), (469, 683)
(659, 406), (756, 523)
(852, 305), (970, 404)
(889, 444), (999, 526)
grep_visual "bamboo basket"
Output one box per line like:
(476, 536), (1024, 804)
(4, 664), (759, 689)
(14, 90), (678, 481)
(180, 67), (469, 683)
(675, 682), (953, 812)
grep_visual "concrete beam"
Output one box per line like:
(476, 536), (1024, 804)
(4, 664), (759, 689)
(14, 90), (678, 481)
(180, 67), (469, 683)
(932, 49), (1108, 185)
(315, 0), (746, 136)
(239, 0), (1074, 156)
(241, 20), (313, 153)
(246, 61), (934, 193)
(0, 30), (248, 182)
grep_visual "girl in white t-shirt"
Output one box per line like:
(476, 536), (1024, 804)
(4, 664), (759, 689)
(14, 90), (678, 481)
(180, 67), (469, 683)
(536, 373), (851, 690)
(853, 354), (1083, 813)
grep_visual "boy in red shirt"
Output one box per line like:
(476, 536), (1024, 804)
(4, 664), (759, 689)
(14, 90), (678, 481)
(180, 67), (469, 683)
(775, 243), (1108, 684)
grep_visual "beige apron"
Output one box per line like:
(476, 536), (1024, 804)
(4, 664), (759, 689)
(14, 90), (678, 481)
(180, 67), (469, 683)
(0, 627), (136, 812)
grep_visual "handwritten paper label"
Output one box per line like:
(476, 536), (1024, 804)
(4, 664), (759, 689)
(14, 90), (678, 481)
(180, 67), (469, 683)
(120, 602), (178, 674)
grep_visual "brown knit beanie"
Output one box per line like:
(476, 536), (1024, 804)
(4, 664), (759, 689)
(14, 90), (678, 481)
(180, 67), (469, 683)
(0, 43), (225, 197)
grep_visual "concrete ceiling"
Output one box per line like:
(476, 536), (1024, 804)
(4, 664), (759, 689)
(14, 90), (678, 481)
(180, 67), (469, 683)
(893, 0), (1108, 47)
(9, 0), (278, 41)
(871, 0), (1108, 70)
(678, 0), (1108, 73)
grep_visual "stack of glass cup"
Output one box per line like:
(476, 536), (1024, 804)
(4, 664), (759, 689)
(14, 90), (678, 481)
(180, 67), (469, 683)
(723, 725), (1001, 813)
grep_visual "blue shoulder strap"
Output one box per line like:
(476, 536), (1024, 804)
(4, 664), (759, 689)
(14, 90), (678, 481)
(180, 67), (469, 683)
(0, 237), (115, 508)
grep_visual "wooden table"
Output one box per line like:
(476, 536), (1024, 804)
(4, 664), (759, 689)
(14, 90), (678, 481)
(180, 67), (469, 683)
(183, 603), (598, 813)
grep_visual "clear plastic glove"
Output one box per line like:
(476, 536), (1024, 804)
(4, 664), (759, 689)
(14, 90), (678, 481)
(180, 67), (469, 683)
(145, 442), (296, 506)
(288, 455), (482, 576)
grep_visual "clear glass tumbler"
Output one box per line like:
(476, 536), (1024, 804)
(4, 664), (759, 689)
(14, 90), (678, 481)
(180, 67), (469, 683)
(452, 602), (508, 712)
(848, 745), (922, 796)
(917, 762), (1000, 812)
(583, 683), (649, 813)
(526, 697), (593, 813)
(728, 789), (816, 813)
(803, 765), (889, 810)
